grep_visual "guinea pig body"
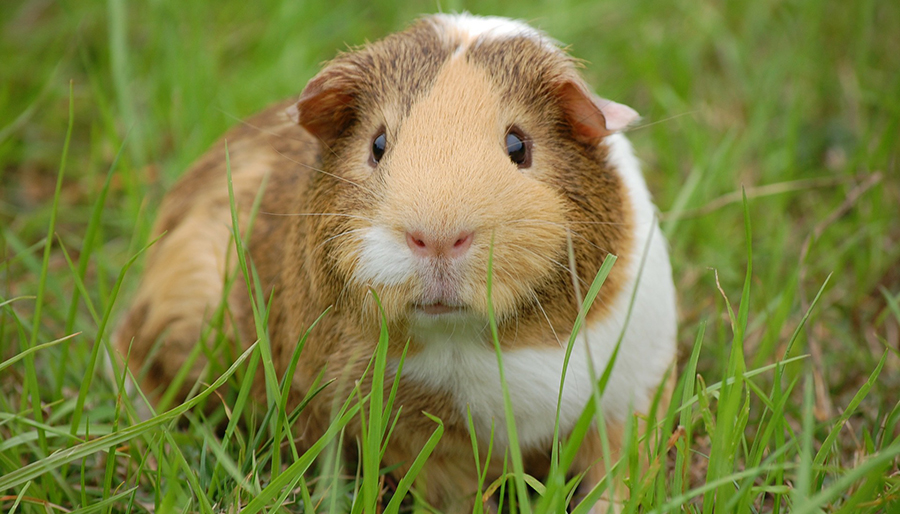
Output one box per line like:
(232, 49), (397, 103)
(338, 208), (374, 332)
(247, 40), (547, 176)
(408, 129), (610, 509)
(115, 13), (676, 512)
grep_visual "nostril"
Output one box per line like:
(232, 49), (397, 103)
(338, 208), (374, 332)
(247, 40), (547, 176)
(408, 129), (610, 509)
(406, 232), (428, 252)
(450, 231), (474, 256)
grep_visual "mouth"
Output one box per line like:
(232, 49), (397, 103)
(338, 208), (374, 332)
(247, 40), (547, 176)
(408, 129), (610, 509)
(414, 301), (466, 316)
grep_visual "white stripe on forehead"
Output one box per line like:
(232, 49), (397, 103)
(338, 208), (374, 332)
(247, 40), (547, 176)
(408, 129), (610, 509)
(436, 13), (541, 39)
(431, 13), (560, 52)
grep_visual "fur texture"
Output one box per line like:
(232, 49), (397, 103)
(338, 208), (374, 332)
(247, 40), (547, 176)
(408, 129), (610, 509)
(114, 13), (677, 512)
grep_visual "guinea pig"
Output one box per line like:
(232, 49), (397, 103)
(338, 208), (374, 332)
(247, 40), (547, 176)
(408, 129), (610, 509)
(114, 12), (677, 513)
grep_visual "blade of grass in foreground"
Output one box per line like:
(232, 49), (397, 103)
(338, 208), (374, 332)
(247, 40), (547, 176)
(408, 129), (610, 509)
(541, 254), (617, 513)
(351, 289), (391, 514)
(24, 81), (75, 464)
(56, 134), (126, 396)
(0, 341), (257, 492)
(814, 350), (887, 468)
(573, 219), (661, 512)
(67, 487), (138, 514)
(225, 141), (283, 427)
(239, 391), (362, 514)
(673, 321), (705, 497)
(0, 333), (79, 374)
(270, 307), (330, 481)
(485, 235), (531, 514)
(162, 430), (214, 514)
(467, 405), (496, 514)
(68, 232), (165, 439)
(383, 413), (444, 514)
(704, 191), (752, 513)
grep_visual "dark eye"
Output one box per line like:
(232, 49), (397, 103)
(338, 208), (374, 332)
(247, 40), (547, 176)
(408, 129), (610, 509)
(505, 129), (531, 168)
(370, 132), (387, 166)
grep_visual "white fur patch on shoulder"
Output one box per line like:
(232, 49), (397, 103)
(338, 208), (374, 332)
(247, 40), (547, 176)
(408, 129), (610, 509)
(578, 224), (677, 422)
(355, 226), (416, 286)
(588, 133), (676, 421)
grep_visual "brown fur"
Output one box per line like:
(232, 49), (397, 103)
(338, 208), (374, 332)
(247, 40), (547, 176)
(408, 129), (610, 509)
(114, 15), (670, 512)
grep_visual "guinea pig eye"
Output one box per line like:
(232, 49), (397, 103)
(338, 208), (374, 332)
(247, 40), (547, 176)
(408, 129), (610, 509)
(370, 132), (387, 166)
(505, 129), (532, 168)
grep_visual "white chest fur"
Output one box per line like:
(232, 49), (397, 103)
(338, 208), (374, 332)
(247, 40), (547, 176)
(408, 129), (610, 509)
(399, 134), (677, 449)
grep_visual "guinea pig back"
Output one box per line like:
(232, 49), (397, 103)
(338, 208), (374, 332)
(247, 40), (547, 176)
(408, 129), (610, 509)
(114, 13), (677, 512)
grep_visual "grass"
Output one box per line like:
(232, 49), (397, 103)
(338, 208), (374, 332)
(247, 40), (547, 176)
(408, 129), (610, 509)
(1, 0), (899, 511)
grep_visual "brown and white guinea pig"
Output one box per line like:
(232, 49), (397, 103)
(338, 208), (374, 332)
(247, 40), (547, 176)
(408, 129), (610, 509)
(114, 12), (677, 513)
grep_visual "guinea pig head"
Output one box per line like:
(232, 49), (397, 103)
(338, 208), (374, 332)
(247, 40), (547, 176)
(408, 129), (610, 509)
(290, 15), (637, 347)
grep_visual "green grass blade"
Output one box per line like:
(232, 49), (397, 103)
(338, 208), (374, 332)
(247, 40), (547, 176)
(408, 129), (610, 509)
(67, 487), (139, 514)
(485, 234), (531, 514)
(0, 341), (257, 492)
(24, 81), (75, 462)
(239, 396), (361, 514)
(55, 136), (126, 395)
(704, 190), (752, 512)
(673, 322), (705, 496)
(814, 351), (887, 468)
(224, 141), (281, 417)
(0, 332), (78, 374)
(69, 232), (165, 438)
(383, 412), (445, 514)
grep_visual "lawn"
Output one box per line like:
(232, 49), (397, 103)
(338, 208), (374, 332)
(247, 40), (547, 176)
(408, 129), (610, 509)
(1, 0), (898, 512)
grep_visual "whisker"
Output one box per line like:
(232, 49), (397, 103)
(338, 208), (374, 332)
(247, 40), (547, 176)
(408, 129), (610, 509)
(477, 320), (492, 342)
(337, 278), (356, 312)
(513, 308), (520, 346)
(218, 109), (312, 144)
(530, 290), (562, 347)
(217, 107), (369, 197)
(502, 218), (628, 228)
(565, 234), (616, 257)
(271, 147), (378, 197)
(626, 110), (699, 132)
(260, 211), (375, 223)
(314, 228), (368, 252)
(499, 242), (589, 287)
(496, 218), (624, 254)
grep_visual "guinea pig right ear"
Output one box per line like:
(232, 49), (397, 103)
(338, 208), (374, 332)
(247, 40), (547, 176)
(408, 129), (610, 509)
(287, 63), (360, 144)
(556, 80), (640, 144)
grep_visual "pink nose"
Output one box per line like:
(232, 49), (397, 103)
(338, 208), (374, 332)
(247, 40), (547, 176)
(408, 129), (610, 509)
(406, 230), (474, 259)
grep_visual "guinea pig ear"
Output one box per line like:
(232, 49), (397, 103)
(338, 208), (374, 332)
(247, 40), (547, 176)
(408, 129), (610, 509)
(287, 63), (359, 143)
(556, 80), (640, 144)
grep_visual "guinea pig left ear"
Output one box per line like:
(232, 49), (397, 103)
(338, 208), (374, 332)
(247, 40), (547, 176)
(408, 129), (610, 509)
(556, 80), (639, 144)
(286, 63), (359, 144)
